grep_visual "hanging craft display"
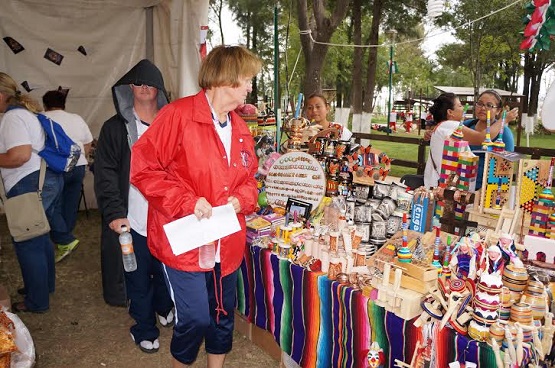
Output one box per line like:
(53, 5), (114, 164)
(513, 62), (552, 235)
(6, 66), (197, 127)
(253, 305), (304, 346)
(264, 151), (326, 210)
(481, 153), (514, 212)
(518, 159), (553, 214)
(520, 0), (555, 51)
(349, 145), (391, 186)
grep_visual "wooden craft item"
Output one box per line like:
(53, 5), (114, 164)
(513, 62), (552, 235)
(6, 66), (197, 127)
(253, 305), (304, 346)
(490, 338), (504, 368)
(541, 312), (554, 360)
(306, 127), (340, 154)
(393, 258), (438, 282)
(505, 326), (517, 365)
(480, 152), (515, 214)
(439, 291), (464, 329)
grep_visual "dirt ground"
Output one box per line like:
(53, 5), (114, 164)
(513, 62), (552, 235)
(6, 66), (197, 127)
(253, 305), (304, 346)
(0, 210), (280, 368)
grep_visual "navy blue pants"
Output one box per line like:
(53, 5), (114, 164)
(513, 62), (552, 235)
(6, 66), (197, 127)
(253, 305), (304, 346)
(163, 263), (238, 364)
(51, 165), (85, 245)
(8, 168), (63, 311)
(126, 230), (173, 342)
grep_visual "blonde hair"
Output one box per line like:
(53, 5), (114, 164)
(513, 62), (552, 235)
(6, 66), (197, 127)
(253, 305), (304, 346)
(0, 72), (42, 113)
(198, 45), (262, 89)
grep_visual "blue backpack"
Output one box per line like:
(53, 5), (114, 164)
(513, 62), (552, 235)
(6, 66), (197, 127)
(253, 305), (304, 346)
(35, 113), (81, 173)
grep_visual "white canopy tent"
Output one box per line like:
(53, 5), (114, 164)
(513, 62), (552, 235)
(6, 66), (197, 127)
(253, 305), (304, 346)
(1, 0), (209, 208)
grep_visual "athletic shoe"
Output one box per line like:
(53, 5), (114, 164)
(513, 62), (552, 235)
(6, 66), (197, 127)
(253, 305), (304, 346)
(55, 239), (80, 263)
(158, 309), (175, 327)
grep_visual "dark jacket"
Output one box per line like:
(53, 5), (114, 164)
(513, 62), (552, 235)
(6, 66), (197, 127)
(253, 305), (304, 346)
(94, 59), (169, 306)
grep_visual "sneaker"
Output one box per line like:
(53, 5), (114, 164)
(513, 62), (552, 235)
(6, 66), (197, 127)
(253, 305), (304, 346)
(55, 239), (80, 263)
(130, 333), (159, 354)
(158, 309), (174, 327)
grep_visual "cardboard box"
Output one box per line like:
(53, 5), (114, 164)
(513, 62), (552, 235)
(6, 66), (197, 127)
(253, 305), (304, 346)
(251, 324), (282, 362)
(234, 311), (252, 340)
(0, 284), (10, 311)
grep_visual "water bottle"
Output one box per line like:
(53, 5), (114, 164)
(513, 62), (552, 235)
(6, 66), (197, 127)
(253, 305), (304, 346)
(198, 241), (215, 269)
(119, 225), (137, 272)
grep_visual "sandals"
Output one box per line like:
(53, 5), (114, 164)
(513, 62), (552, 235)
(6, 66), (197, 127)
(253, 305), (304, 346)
(11, 301), (48, 314)
(130, 333), (159, 354)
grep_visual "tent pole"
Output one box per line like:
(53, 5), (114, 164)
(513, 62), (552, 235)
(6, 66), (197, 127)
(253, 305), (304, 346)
(274, 5), (281, 151)
(146, 6), (154, 61)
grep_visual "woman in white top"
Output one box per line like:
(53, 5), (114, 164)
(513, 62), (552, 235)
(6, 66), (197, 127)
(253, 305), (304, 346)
(423, 93), (505, 188)
(0, 72), (63, 313)
(305, 93), (352, 141)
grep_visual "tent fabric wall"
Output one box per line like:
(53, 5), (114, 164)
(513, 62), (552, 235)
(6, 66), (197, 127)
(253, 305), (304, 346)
(1, 0), (208, 209)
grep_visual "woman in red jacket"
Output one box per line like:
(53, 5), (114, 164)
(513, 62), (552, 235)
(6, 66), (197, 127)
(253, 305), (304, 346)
(130, 45), (261, 368)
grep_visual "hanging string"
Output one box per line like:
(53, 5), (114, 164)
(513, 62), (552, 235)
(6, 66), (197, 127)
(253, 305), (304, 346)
(298, 0), (526, 49)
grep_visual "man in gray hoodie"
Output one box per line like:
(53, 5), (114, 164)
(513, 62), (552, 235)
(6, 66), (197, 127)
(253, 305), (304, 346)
(94, 59), (174, 353)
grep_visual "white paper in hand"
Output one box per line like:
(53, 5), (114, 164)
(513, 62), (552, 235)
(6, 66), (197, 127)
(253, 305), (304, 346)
(163, 203), (241, 256)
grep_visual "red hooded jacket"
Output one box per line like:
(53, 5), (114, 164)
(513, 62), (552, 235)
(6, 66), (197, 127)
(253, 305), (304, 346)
(130, 90), (258, 277)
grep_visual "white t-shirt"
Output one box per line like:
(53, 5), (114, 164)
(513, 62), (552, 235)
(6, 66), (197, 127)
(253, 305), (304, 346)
(128, 116), (150, 237)
(0, 108), (45, 192)
(423, 120), (460, 188)
(43, 110), (93, 166)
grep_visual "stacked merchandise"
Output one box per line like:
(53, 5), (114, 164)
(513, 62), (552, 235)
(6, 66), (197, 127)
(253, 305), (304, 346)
(435, 125), (478, 219)
(349, 181), (414, 258)
(310, 135), (353, 198)
(246, 216), (271, 245)
(528, 157), (554, 237)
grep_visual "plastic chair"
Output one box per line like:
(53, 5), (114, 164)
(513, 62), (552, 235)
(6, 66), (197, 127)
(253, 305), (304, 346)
(400, 174), (424, 190)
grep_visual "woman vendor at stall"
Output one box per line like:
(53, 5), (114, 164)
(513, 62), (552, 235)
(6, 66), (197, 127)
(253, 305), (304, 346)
(424, 92), (511, 188)
(305, 93), (352, 141)
(463, 89), (516, 189)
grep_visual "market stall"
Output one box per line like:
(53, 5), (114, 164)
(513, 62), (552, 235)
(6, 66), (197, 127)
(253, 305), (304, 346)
(241, 110), (555, 367)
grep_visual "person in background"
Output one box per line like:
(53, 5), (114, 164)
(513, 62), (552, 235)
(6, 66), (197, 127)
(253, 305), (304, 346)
(0, 72), (63, 313)
(463, 89), (516, 190)
(94, 59), (174, 353)
(423, 92), (515, 188)
(305, 93), (353, 141)
(42, 90), (93, 262)
(130, 45), (261, 368)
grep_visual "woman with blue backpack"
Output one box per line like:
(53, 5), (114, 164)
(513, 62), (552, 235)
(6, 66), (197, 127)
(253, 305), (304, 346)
(0, 72), (63, 313)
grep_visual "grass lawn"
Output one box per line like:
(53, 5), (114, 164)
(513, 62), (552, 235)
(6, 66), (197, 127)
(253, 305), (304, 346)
(354, 118), (555, 178)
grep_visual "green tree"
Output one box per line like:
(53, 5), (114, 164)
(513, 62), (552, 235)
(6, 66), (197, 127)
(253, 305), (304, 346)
(297, 0), (351, 96)
(435, 0), (524, 100)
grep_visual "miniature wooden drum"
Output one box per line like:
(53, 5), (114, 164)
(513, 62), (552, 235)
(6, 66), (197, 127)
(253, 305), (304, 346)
(510, 302), (533, 324)
(525, 280), (545, 296)
(468, 320), (490, 342)
(520, 293), (547, 320)
(502, 264), (529, 292)
(488, 321), (505, 344)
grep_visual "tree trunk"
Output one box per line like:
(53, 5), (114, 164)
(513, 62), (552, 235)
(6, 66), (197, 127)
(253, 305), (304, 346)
(363, 0), (384, 113)
(304, 43), (328, 95)
(297, 0), (351, 96)
(351, 0), (363, 114)
(522, 53), (532, 113)
(249, 26), (258, 105)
